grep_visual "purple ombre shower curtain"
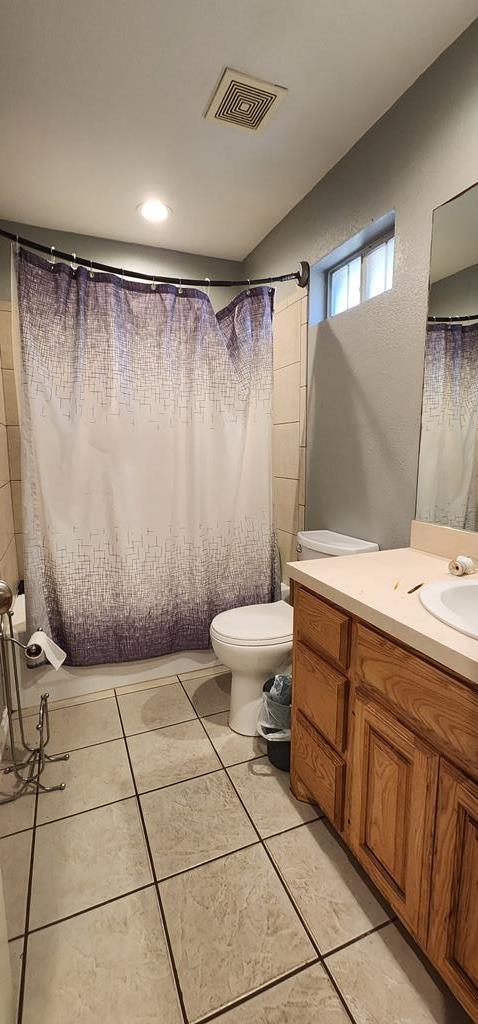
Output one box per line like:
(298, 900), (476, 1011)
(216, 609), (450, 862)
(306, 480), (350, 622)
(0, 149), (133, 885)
(14, 249), (276, 665)
(416, 322), (478, 529)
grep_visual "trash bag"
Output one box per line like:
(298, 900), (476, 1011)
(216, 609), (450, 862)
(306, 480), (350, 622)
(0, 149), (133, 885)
(257, 677), (291, 733)
(257, 676), (292, 771)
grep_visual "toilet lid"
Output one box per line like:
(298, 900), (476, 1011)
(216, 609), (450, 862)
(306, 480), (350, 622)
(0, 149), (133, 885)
(210, 600), (293, 647)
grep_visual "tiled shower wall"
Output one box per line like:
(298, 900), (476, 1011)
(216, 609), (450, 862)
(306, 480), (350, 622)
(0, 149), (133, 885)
(0, 291), (309, 590)
(273, 291), (308, 581)
(0, 300), (19, 590)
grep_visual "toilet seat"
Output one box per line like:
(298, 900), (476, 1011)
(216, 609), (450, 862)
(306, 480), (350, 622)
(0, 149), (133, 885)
(210, 600), (293, 647)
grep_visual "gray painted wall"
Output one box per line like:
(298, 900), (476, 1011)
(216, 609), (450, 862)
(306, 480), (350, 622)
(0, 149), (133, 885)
(430, 262), (478, 317)
(0, 220), (242, 311)
(245, 21), (478, 550)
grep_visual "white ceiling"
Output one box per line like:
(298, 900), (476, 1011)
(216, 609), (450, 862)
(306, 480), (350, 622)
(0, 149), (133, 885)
(0, 0), (476, 261)
(431, 184), (478, 282)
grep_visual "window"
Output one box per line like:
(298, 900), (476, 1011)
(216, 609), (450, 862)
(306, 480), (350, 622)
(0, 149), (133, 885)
(328, 235), (394, 317)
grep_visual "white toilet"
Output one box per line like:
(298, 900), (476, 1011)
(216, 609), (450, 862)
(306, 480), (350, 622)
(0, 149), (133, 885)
(210, 530), (379, 736)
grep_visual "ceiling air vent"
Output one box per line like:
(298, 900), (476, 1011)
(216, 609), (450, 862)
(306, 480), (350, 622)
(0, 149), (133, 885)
(205, 68), (287, 132)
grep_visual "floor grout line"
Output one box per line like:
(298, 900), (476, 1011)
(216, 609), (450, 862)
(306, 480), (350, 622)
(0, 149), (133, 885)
(0, 822), (34, 842)
(25, 883), (156, 937)
(16, 757), (41, 1024)
(155, 839), (261, 886)
(191, 958), (321, 1024)
(322, 916), (397, 961)
(319, 958), (360, 1024)
(119, 714), (198, 740)
(113, 690), (189, 1024)
(34, 791), (137, 830)
(135, 764), (224, 796)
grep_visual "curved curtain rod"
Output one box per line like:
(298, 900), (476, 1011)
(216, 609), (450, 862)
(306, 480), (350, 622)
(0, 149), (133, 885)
(428, 314), (478, 323)
(0, 227), (310, 290)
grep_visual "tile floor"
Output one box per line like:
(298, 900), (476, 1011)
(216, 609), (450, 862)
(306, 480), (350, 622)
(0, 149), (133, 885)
(0, 666), (472, 1024)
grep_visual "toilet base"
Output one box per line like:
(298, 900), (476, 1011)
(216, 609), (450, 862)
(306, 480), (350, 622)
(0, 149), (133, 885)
(229, 669), (267, 736)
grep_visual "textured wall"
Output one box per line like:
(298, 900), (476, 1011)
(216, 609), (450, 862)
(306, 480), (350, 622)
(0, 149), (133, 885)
(245, 22), (478, 550)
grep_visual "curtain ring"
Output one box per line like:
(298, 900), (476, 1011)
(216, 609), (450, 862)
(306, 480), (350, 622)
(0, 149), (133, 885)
(178, 278), (183, 295)
(205, 277), (211, 299)
(89, 259), (94, 280)
(151, 276), (157, 291)
(246, 278), (251, 295)
(50, 245), (56, 268)
(71, 252), (77, 271)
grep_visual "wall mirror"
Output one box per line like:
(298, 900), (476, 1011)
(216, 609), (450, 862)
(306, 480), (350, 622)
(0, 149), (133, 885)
(416, 182), (478, 530)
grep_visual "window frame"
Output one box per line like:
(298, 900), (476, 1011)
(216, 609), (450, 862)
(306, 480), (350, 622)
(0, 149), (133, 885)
(327, 230), (395, 318)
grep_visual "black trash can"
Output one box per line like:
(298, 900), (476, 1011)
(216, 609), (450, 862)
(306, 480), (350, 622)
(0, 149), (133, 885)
(261, 677), (291, 772)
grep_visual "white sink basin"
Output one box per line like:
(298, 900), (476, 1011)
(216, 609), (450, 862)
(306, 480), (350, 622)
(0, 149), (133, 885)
(419, 577), (478, 640)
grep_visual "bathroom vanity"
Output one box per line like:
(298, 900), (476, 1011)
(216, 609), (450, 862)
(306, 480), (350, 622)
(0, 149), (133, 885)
(288, 545), (478, 1023)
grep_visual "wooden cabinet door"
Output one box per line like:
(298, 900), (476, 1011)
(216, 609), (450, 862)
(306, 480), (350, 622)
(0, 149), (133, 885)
(349, 692), (438, 942)
(428, 762), (478, 1023)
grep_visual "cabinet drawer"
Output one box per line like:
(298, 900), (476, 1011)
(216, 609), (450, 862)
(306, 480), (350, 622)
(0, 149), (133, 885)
(352, 623), (478, 777)
(294, 640), (348, 751)
(294, 585), (350, 669)
(292, 710), (346, 829)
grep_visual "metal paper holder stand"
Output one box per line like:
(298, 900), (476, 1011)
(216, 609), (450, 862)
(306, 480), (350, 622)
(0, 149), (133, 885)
(0, 580), (68, 804)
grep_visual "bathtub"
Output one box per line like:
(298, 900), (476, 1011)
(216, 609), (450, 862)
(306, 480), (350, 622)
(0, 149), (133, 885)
(12, 594), (219, 708)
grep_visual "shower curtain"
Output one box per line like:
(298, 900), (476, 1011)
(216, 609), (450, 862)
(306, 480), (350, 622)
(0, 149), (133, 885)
(14, 249), (276, 666)
(416, 322), (478, 530)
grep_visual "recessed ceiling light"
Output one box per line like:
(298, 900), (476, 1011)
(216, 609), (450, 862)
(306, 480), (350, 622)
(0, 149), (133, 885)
(138, 199), (170, 223)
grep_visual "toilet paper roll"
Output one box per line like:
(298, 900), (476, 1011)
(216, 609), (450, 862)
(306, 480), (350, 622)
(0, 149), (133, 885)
(26, 630), (66, 670)
(448, 555), (477, 577)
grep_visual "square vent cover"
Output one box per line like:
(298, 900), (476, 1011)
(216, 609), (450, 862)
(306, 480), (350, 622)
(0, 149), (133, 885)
(205, 68), (287, 132)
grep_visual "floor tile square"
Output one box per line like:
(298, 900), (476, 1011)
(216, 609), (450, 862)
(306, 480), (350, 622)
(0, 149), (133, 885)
(141, 770), (257, 879)
(201, 712), (266, 766)
(215, 963), (349, 1023)
(0, 829), (31, 938)
(327, 923), (472, 1024)
(15, 697), (123, 755)
(181, 668), (231, 715)
(118, 681), (195, 736)
(22, 888), (182, 1024)
(127, 719), (220, 793)
(266, 819), (391, 953)
(0, 769), (35, 838)
(227, 757), (319, 838)
(37, 738), (135, 825)
(160, 844), (315, 1021)
(30, 799), (152, 930)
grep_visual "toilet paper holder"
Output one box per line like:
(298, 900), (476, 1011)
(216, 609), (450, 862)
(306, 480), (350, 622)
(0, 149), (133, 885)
(0, 580), (69, 804)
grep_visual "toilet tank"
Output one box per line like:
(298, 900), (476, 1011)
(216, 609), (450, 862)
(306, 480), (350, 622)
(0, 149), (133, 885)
(296, 530), (379, 560)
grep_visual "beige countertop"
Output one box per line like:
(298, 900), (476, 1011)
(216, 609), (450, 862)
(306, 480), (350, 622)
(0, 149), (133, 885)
(287, 547), (478, 686)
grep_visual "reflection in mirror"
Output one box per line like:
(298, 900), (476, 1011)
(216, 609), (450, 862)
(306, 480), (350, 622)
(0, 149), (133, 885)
(416, 183), (478, 531)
